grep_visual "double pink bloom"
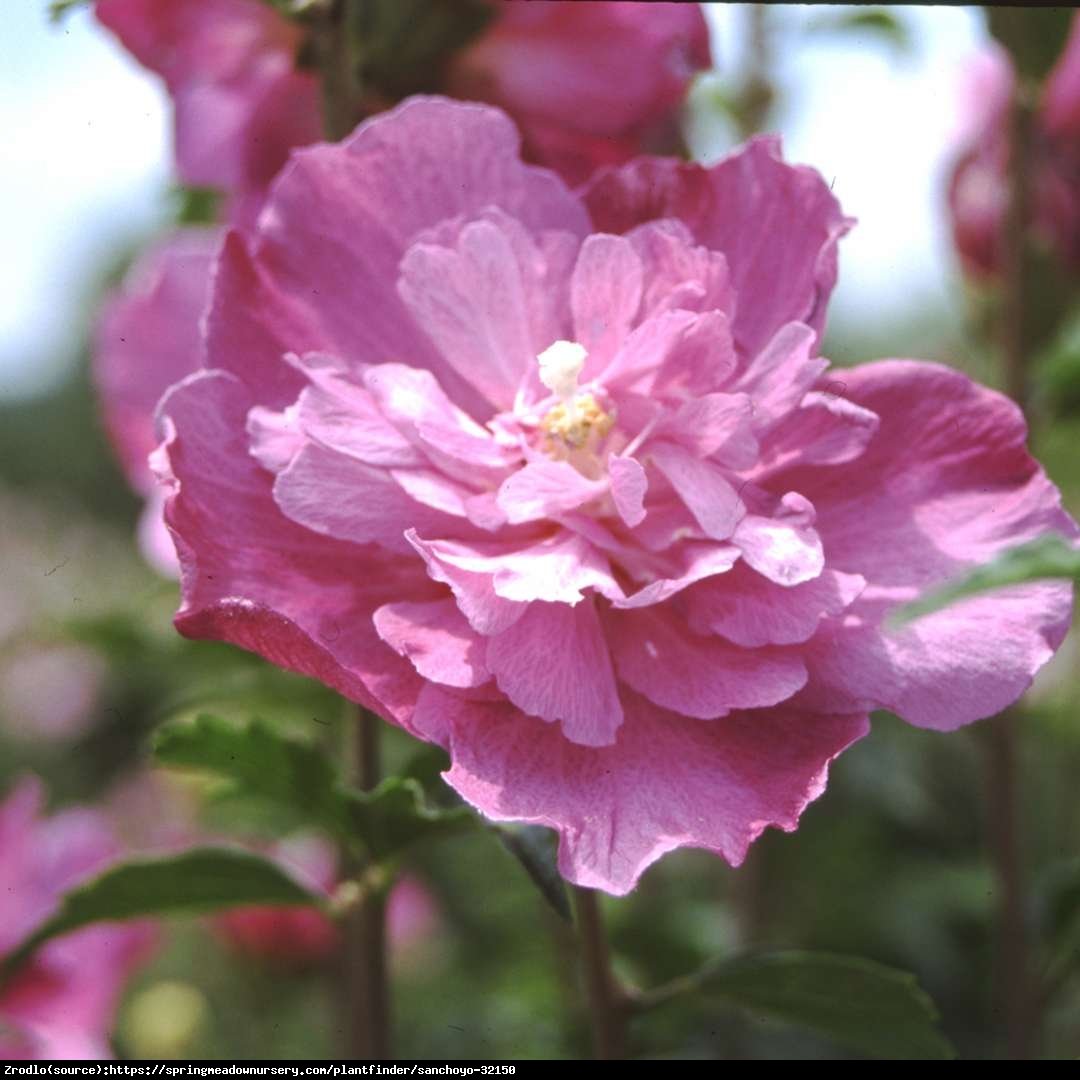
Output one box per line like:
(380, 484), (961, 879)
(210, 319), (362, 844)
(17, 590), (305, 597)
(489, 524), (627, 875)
(117, 97), (1072, 895)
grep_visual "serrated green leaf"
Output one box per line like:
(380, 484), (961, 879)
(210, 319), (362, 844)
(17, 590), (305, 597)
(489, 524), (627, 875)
(491, 825), (571, 923)
(701, 951), (954, 1059)
(343, 778), (475, 860)
(155, 714), (474, 859)
(892, 534), (1080, 624)
(2, 847), (319, 980)
(155, 713), (343, 832)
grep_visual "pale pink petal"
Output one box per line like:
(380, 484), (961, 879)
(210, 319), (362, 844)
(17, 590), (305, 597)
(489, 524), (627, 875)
(659, 392), (758, 467)
(609, 606), (807, 719)
(686, 564), (865, 647)
(759, 389), (880, 471)
(733, 493), (824, 586)
(398, 219), (539, 411)
(417, 687), (868, 895)
(650, 442), (745, 540)
(374, 599), (489, 690)
(272, 443), (470, 552)
(497, 460), (608, 523)
(731, 322), (828, 429)
(406, 532), (527, 637)
(612, 542), (740, 609)
(486, 600), (623, 747)
(608, 455), (648, 527)
(570, 234), (644, 377)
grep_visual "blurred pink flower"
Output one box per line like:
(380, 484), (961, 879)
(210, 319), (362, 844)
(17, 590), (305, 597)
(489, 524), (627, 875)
(95, 0), (321, 227)
(448, 1), (712, 186)
(95, 0), (709, 212)
(93, 228), (220, 576)
(948, 14), (1080, 277)
(214, 834), (438, 968)
(149, 98), (1077, 895)
(0, 778), (156, 1060)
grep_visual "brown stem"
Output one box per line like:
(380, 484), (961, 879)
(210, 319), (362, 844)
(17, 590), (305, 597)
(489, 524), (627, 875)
(338, 708), (391, 1059)
(987, 69), (1040, 1062)
(735, 5), (774, 139)
(315, 0), (361, 142)
(572, 886), (628, 1059)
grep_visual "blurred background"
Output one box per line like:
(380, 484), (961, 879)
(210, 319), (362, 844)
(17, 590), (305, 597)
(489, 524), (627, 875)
(2, 2), (1079, 1061)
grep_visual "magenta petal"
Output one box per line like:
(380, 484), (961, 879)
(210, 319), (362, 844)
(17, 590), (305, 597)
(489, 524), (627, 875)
(732, 322), (828, 429)
(613, 542), (741, 610)
(373, 599), (489, 690)
(660, 392), (758, 467)
(421, 687), (867, 894)
(584, 137), (853, 356)
(158, 371), (433, 730)
(799, 583), (1073, 731)
(486, 600), (623, 747)
(609, 605), (808, 719)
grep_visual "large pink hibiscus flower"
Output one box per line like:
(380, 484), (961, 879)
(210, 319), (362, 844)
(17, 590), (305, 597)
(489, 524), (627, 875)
(0, 779), (155, 1059)
(151, 98), (1076, 895)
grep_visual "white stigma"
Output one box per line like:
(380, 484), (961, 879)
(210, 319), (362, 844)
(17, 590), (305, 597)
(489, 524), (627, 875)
(537, 340), (587, 402)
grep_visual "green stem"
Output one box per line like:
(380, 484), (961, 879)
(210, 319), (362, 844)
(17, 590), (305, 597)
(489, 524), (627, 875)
(572, 886), (628, 1059)
(987, 66), (1040, 1062)
(339, 708), (391, 1059)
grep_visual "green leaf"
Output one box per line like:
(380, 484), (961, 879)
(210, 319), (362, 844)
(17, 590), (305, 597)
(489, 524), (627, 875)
(343, 778), (475, 860)
(155, 714), (474, 859)
(2, 847), (319, 980)
(701, 952), (954, 1059)
(892, 534), (1080, 624)
(491, 825), (571, 923)
(155, 714), (343, 833)
(806, 9), (913, 55)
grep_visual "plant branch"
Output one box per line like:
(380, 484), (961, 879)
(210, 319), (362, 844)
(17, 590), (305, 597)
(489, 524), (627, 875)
(572, 886), (629, 1059)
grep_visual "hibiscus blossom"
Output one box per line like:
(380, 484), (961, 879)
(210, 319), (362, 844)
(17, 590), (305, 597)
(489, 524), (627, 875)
(0, 779), (155, 1059)
(94, 0), (710, 214)
(152, 98), (1076, 895)
(948, 13), (1080, 277)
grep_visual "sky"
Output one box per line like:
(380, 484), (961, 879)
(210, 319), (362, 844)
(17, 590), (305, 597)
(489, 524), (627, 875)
(0, 3), (987, 400)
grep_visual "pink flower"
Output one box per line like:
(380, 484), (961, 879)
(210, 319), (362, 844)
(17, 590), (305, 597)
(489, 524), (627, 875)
(448, 1), (712, 186)
(94, 228), (221, 575)
(152, 98), (1076, 896)
(95, 1), (710, 210)
(0, 779), (156, 1060)
(95, 0), (321, 227)
(948, 14), (1080, 277)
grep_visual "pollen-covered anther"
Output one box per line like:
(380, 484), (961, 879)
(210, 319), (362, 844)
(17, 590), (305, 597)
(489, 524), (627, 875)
(541, 393), (614, 450)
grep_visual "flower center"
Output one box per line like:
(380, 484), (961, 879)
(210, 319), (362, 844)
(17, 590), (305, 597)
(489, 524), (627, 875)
(535, 341), (614, 460)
